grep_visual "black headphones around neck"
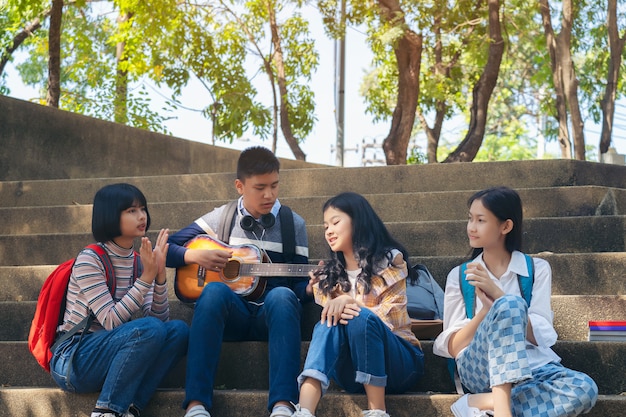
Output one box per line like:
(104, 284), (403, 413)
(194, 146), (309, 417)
(240, 212), (276, 231)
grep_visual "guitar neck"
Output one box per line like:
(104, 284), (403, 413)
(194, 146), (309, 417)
(239, 263), (320, 277)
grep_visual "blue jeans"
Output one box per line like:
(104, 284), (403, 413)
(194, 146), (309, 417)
(297, 308), (424, 395)
(50, 317), (189, 415)
(184, 282), (303, 412)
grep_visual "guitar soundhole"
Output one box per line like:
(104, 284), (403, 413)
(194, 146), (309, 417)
(222, 260), (241, 281)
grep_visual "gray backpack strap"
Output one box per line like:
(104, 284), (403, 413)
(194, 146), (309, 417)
(217, 200), (238, 243)
(279, 205), (296, 263)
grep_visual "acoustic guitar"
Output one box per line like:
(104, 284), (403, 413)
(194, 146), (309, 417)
(174, 234), (319, 302)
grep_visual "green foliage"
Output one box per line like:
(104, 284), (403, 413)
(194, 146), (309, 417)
(2, 0), (319, 146)
(407, 146), (427, 164)
(2, 0), (625, 161)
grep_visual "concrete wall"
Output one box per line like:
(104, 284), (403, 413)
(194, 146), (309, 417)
(0, 95), (324, 181)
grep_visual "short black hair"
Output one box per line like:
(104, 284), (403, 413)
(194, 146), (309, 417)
(92, 183), (150, 243)
(237, 146), (280, 180)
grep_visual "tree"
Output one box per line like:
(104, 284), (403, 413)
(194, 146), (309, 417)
(443, 0), (504, 162)
(319, 0), (424, 165)
(46, 0), (62, 107)
(539, 0), (586, 159)
(599, 0), (626, 155)
(374, 0), (422, 165)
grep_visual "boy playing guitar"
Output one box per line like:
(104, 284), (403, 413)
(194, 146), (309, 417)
(166, 146), (313, 417)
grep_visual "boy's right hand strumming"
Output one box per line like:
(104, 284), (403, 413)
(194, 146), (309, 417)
(184, 248), (232, 273)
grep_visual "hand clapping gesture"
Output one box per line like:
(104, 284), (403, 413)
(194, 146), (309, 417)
(139, 228), (169, 285)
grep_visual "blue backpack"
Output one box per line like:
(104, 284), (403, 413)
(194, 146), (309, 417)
(449, 254), (535, 393)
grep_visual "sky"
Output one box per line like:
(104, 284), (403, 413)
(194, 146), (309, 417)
(3, 3), (626, 167)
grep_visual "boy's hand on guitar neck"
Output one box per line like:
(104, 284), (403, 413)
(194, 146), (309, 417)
(184, 247), (233, 273)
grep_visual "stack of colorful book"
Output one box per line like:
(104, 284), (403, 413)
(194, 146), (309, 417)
(588, 321), (626, 341)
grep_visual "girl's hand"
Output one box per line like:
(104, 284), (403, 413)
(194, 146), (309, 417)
(306, 260), (324, 296)
(339, 302), (361, 325)
(154, 228), (169, 285)
(465, 262), (504, 305)
(139, 236), (158, 284)
(475, 287), (494, 312)
(321, 294), (360, 327)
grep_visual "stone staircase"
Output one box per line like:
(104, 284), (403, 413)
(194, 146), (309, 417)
(1, 159), (626, 417)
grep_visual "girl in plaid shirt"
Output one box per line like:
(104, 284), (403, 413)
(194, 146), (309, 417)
(292, 192), (424, 417)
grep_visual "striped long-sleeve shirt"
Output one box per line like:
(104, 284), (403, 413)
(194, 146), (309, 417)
(57, 241), (169, 334)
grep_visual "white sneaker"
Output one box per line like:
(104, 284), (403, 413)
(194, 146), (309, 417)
(184, 405), (211, 417)
(270, 405), (294, 417)
(451, 394), (492, 417)
(362, 410), (390, 417)
(291, 404), (315, 417)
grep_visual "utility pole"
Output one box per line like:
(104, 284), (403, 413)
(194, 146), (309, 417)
(334, 0), (346, 166)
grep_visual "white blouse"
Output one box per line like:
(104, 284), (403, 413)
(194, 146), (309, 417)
(433, 250), (561, 370)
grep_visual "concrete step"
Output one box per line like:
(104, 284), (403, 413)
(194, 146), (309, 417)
(3, 295), (626, 342)
(2, 340), (626, 396)
(1, 216), (625, 266)
(2, 253), (625, 304)
(1, 187), (624, 235)
(2, 160), (626, 209)
(0, 388), (622, 417)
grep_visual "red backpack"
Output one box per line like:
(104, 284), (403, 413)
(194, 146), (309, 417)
(28, 244), (117, 372)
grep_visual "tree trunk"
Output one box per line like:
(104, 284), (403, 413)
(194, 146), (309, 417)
(114, 12), (133, 125)
(421, 13), (444, 164)
(377, 0), (422, 165)
(268, 1), (306, 161)
(559, 0), (585, 160)
(443, 0), (504, 163)
(420, 5), (476, 163)
(418, 105), (444, 164)
(0, 18), (42, 77)
(599, 0), (626, 155)
(539, 0), (573, 159)
(47, 0), (63, 108)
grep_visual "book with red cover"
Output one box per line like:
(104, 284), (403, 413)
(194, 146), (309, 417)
(588, 321), (626, 327)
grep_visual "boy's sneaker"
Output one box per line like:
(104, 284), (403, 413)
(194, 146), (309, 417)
(451, 394), (492, 417)
(291, 404), (315, 417)
(270, 405), (294, 417)
(184, 405), (211, 417)
(362, 410), (390, 417)
(126, 405), (141, 417)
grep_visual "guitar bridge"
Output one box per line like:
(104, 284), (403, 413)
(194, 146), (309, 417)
(197, 266), (206, 287)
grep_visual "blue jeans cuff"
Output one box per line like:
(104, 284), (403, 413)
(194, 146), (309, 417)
(298, 369), (330, 394)
(355, 370), (387, 387)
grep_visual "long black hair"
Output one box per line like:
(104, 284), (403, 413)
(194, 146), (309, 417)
(467, 186), (523, 259)
(315, 192), (411, 295)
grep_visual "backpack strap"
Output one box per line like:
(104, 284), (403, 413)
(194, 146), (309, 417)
(51, 244), (116, 351)
(518, 254), (534, 307)
(458, 261), (476, 319)
(217, 200), (238, 243)
(279, 205), (296, 263)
